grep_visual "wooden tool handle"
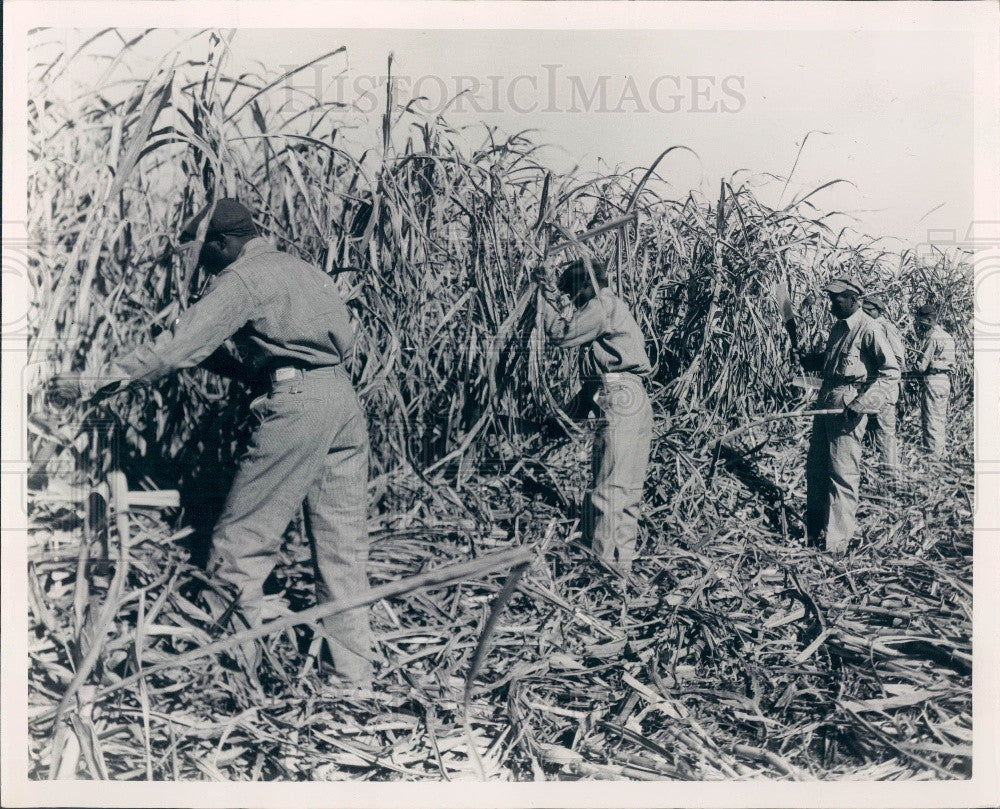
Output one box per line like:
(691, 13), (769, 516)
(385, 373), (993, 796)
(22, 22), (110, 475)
(716, 408), (843, 447)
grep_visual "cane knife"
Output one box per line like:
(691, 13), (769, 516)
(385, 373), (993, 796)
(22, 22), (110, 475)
(707, 407), (843, 485)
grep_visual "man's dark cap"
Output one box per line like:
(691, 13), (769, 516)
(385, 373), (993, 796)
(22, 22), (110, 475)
(557, 257), (609, 294)
(863, 295), (886, 314)
(915, 303), (938, 318)
(180, 199), (257, 242)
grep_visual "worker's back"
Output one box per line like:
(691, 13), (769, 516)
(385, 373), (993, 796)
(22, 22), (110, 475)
(223, 238), (357, 373)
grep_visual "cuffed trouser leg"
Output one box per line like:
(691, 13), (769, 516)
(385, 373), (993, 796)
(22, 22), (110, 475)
(806, 412), (866, 553)
(583, 380), (653, 569)
(921, 376), (950, 458)
(208, 368), (372, 685)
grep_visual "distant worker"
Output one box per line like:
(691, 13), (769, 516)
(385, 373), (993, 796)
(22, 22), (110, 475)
(801, 277), (899, 555)
(53, 199), (375, 691)
(534, 258), (653, 575)
(914, 303), (955, 458)
(861, 295), (905, 473)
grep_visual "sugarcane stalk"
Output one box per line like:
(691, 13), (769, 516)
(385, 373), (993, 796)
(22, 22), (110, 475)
(546, 212), (637, 255)
(89, 546), (534, 702)
(716, 407), (842, 447)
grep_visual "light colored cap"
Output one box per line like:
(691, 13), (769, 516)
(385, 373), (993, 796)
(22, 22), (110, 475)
(823, 275), (863, 296)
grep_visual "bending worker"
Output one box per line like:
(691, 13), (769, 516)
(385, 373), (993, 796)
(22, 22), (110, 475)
(861, 295), (905, 473)
(54, 199), (375, 690)
(802, 277), (899, 555)
(534, 258), (653, 575)
(913, 303), (956, 458)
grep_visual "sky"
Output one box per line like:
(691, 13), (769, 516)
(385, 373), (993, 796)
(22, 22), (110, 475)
(226, 27), (975, 247)
(33, 24), (976, 248)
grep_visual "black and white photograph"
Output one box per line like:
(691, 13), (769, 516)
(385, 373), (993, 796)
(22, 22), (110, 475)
(2, 2), (998, 806)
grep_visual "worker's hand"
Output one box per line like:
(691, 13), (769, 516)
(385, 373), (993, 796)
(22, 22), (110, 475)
(47, 372), (84, 407)
(842, 403), (861, 421)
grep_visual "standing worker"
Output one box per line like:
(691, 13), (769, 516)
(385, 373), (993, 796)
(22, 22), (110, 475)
(53, 199), (375, 690)
(534, 258), (654, 575)
(914, 303), (955, 458)
(861, 295), (905, 474)
(801, 277), (899, 555)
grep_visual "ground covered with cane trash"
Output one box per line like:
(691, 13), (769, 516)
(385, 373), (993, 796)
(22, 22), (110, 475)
(25, 30), (973, 781)
(28, 405), (972, 781)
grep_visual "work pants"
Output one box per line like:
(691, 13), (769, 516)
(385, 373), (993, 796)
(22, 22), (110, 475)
(207, 366), (373, 686)
(921, 374), (950, 458)
(868, 399), (899, 473)
(583, 374), (653, 570)
(806, 411), (866, 554)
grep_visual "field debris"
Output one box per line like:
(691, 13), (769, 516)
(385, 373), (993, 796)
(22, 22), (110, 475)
(25, 30), (972, 781)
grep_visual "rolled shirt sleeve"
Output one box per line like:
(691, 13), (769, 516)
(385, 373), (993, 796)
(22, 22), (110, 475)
(91, 270), (255, 395)
(850, 325), (900, 414)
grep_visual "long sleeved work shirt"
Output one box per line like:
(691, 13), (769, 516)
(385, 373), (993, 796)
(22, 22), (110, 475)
(541, 287), (652, 379)
(875, 315), (905, 368)
(915, 324), (956, 374)
(96, 238), (355, 393)
(816, 308), (900, 413)
(874, 314), (905, 405)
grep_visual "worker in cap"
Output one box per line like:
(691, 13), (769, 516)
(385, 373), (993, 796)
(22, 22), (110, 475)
(861, 295), (905, 473)
(533, 257), (653, 576)
(51, 198), (376, 693)
(180, 197), (259, 244)
(802, 276), (900, 555)
(913, 303), (955, 458)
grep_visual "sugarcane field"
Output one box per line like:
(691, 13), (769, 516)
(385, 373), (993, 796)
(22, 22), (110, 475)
(12, 21), (990, 793)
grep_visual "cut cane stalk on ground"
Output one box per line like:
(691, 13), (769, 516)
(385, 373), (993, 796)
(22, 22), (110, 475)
(26, 30), (972, 781)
